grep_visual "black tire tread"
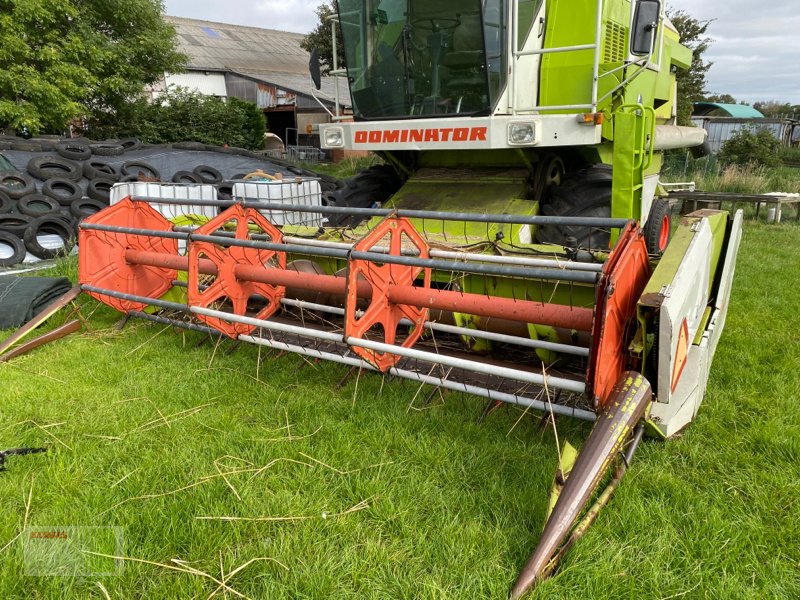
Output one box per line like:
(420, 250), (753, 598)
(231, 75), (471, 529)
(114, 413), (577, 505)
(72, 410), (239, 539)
(18, 193), (61, 217)
(42, 178), (82, 206)
(91, 143), (125, 157)
(0, 231), (26, 266)
(193, 165), (223, 184)
(325, 165), (402, 227)
(83, 160), (120, 181)
(535, 166), (613, 249)
(87, 179), (114, 204)
(0, 171), (36, 199)
(55, 141), (92, 161)
(27, 155), (82, 182)
(643, 198), (671, 256)
(121, 160), (160, 180)
(0, 190), (12, 214)
(23, 216), (75, 259)
(0, 214), (32, 237)
(172, 170), (202, 184)
(70, 197), (106, 219)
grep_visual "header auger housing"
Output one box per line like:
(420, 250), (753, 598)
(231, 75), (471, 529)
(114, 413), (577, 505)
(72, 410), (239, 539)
(79, 0), (742, 595)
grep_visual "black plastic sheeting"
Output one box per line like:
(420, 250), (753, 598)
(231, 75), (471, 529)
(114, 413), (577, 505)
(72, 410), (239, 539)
(1, 146), (302, 196)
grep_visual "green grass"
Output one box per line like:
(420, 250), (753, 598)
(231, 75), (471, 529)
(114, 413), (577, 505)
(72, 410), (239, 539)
(1, 222), (799, 599)
(302, 155), (384, 180)
(662, 154), (800, 195)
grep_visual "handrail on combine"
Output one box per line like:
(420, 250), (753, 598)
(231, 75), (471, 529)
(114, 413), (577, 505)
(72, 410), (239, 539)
(509, 0), (659, 114)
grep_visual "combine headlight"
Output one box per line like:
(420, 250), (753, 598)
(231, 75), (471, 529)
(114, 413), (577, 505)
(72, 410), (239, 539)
(323, 127), (344, 148)
(508, 122), (537, 145)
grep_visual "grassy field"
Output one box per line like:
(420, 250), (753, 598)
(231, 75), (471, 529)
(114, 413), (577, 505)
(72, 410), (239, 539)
(1, 221), (799, 599)
(662, 154), (800, 195)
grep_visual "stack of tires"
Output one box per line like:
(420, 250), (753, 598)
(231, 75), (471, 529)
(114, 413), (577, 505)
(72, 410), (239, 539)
(0, 136), (344, 268)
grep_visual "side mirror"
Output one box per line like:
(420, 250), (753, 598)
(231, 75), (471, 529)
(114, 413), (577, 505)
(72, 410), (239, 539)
(631, 0), (660, 56)
(309, 49), (322, 90)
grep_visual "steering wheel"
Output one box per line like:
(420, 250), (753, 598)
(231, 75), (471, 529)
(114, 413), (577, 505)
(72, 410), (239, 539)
(411, 17), (460, 32)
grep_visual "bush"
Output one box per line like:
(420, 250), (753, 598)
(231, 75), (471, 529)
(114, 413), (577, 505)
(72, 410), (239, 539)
(719, 127), (781, 168)
(85, 88), (267, 150)
(777, 146), (800, 165)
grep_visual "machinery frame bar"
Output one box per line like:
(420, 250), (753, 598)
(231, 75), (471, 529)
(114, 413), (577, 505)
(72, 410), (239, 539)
(120, 249), (596, 331)
(81, 222), (597, 283)
(279, 297), (590, 357)
(126, 196), (631, 228)
(193, 306), (587, 394)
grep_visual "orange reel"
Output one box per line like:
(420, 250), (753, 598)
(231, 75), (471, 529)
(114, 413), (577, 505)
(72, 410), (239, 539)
(78, 197), (178, 313)
(188, 204), (286, 337)
(345, 217), (431, 371)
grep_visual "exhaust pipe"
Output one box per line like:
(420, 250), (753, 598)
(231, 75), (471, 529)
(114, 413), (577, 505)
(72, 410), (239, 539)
(510, 371), (652, 599)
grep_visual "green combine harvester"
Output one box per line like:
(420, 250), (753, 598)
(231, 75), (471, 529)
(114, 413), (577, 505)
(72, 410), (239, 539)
(79, 0), (743, 595)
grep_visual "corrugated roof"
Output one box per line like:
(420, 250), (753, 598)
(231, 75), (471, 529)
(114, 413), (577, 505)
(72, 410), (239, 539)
(166, 15), (309, 74)
(165, 15), (349, 106)
(693, 102), (765, 118)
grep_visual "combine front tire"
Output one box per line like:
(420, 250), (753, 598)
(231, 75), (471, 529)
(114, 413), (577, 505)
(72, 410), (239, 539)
(535, 166), (612, 250)
(324, 164), (402, 227)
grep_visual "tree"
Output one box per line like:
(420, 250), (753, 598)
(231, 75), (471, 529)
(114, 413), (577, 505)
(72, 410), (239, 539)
(301, 0), (345, 76)
(87, 88), (267, 151)
(0, 0), (185, 135)
(666, 9), (713, 125)
(704, 93), (738, 104)
(752, 101), (800, 119)
(718, 127), (780, 168)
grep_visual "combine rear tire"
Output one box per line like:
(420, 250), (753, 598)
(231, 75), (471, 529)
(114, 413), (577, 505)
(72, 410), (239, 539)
(643, 198), (671, 256)
(325, 164), (402, 227)
(536, 166), (612, 249)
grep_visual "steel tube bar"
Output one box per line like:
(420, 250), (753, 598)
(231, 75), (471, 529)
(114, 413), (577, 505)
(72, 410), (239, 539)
(189, 230), (596, 282)
(81, 222), (189, 239)
(81, 285), (188, 311)
(515, 43), (596, 57)
(419, 321), (590, 357)
(91, 220), (605, 274)
(385, 284), (594, 331)
(280, 297), (590, 356)
(131, 195), (237, 207)
(192, 306), (586, 394)
(282, 236), (604, 272)
(238, 202), (631, 228)
(121, 196), (628, 229)
(349, 250), (598, 284)
(125, 304), (596, 419)
(140, 224), (604, 273)
(124, 195), (625, 228)
(345, 335), (587, 394)
(190, 233), (349, 259)
(123, 249), (595, 331)
(128, 310), (224, 336)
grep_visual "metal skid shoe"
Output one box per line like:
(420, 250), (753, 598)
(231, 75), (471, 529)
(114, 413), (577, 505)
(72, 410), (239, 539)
(78, 195), (657, 597)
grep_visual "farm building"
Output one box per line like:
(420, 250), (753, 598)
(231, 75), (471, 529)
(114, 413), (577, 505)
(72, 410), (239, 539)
(691, 102), (799, 154)
(147, 16), (350, 152)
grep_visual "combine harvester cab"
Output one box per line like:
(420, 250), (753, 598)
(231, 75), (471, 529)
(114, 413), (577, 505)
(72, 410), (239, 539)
(78, 0), (744, 596)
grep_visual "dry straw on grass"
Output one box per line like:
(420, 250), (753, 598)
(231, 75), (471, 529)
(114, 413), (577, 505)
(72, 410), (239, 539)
(83, 551), (288, 600)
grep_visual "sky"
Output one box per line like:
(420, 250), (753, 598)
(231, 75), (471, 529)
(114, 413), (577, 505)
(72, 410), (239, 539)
(164, 0), (799, 105)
